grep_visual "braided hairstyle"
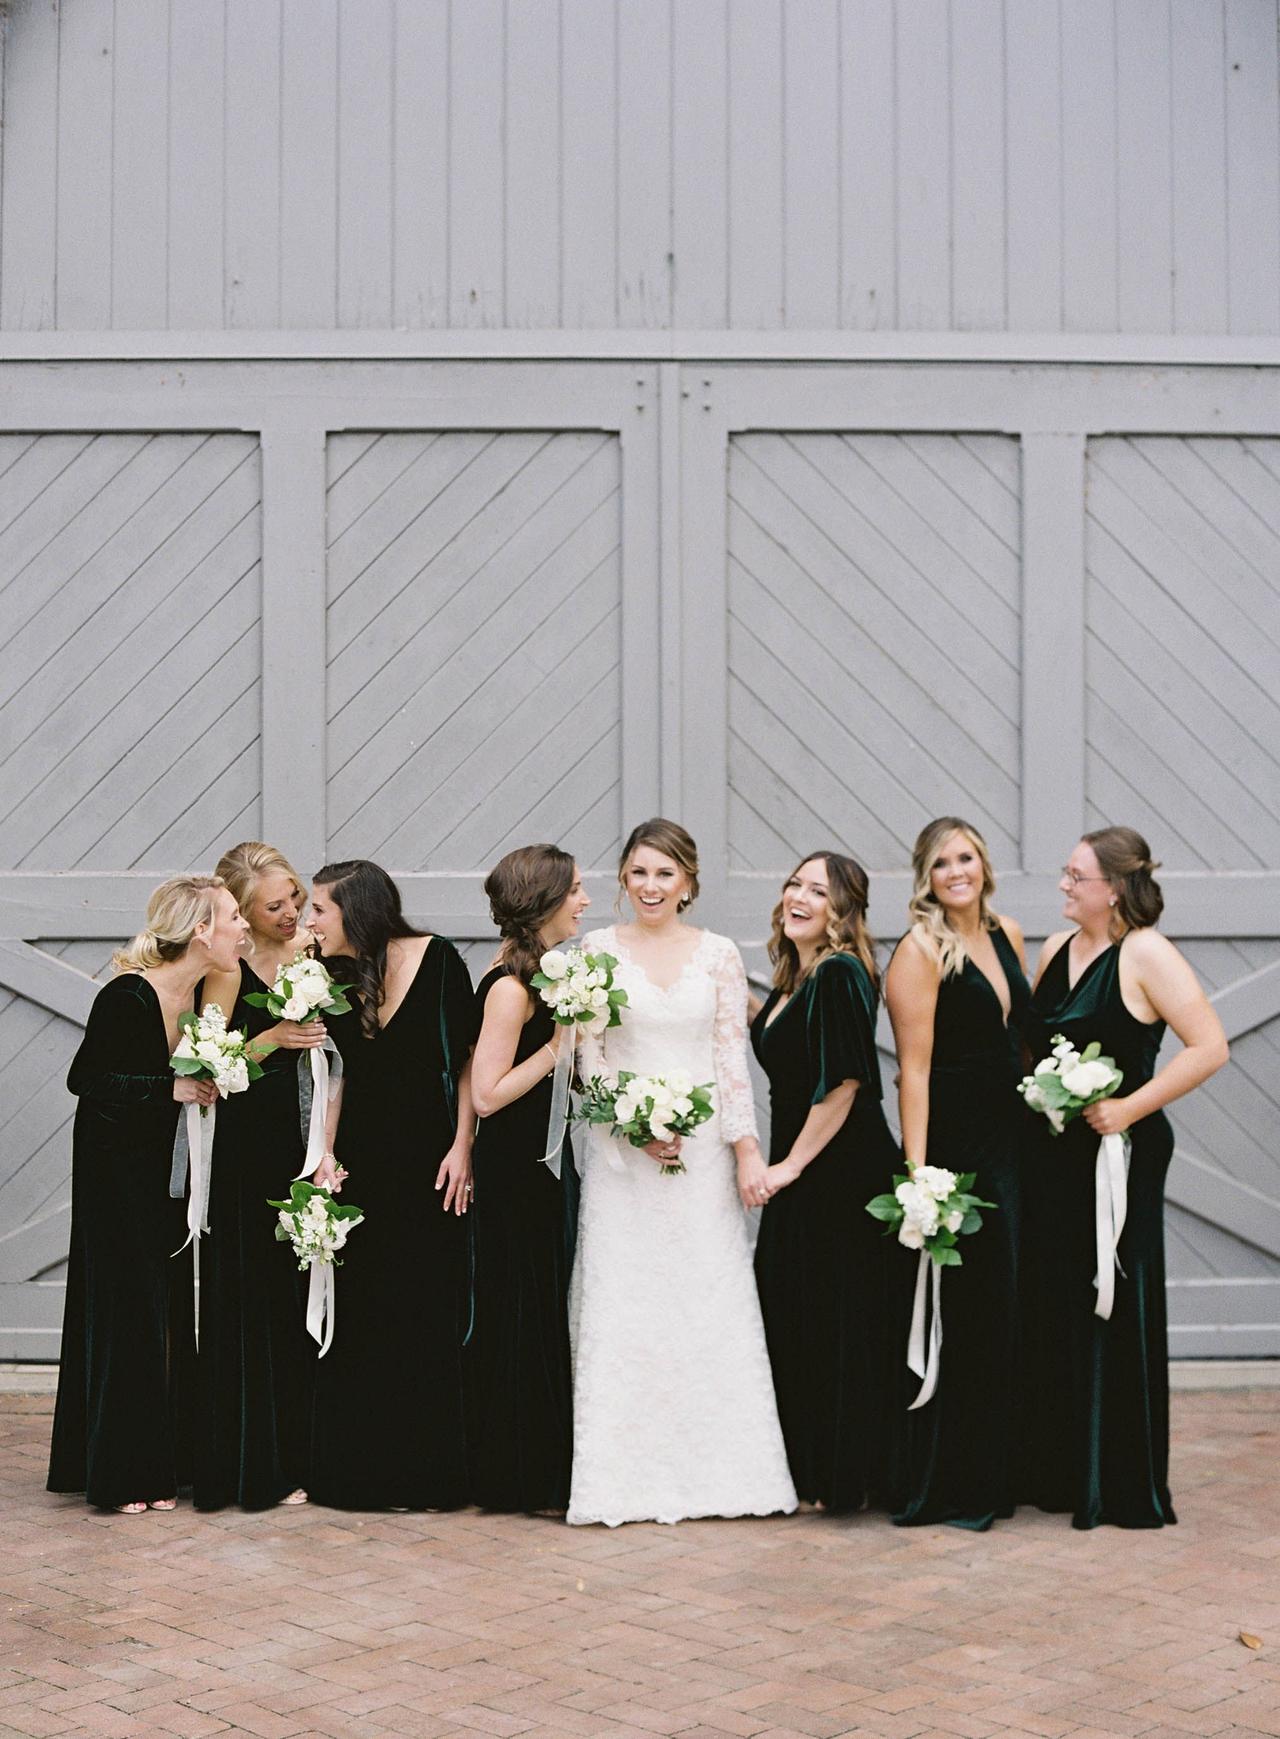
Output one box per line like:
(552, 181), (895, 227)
(484, 844), (576, 985)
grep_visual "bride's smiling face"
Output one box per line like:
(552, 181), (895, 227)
(624, 846), (690, 927)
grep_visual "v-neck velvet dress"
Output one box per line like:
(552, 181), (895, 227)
(465, 967), (578, 1513)
(892, 925), (1032, 1530)
(47, 975), (194, 1508)
(1020, 936), (1175, 1529)
(308, 938), (479, 1511)
(193, 961), (317, 1509)
(751, 954), (903, 1512)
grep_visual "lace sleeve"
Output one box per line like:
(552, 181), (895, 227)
(709, 935), (759, 1144)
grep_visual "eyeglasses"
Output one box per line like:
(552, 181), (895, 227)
(1060, 868), (1109, 886)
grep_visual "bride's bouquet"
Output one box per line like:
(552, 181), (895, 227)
(866, 1167), (996, 1412)
(244, 954), (352, 1176)
(169, 1004), (264, 1343)
(531, 947), (628, 1032)
(268, 1179), (364, 1357)
(1018, 1034), (1123, 1133)
(1020, 1034), (1129, 1322)
(575, 1070), (714, 1175)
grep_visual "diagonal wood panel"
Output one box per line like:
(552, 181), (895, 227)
(0, 434), (263, 870)
(325, 432), (622, 871)
(727, 432), (1022, 871)
(1085, 437), (1280, 870)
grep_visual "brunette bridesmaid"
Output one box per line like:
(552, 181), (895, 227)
(884, 817), (1032, 1529)
(308, 860), (479, 1511)
(194, 842), (329, 1510)
(1020, 827), (1227, 1529)
(749, 852), (902, 1512)
(466, 845), (589, 1512)
(48, 876), (249, 1512)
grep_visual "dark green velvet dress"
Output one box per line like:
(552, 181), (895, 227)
(465, 968), (578, 1512)
(192, 962), (317, 1509)
(751, 954), (902, 1512)
(892, 925), (1031, 1531)
(309, 938), (479, 1510)
(1021, 937), (1175, 1529)
(47, 975), (194, 1508)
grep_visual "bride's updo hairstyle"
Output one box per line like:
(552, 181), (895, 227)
(484, 844), (575, 985)
(111, 874), (227, 974)
(769, 851), (878, 995)
(618, 817), (700, 912)
(1082, 825), (1164, 931)
(311, 859), (425, 1039)
(907, 815), (998, 979)
(215, 841), (304, 930)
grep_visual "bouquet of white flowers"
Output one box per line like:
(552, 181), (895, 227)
(1018, 1034), (1123, 1134)
(866, 1167), (996, 1411)
(531, 948), (628, 1032)
(245, 953), (352, 1176)
(1020, 1034), (1129, 1321)
(267, 1180), (364, 1356)
(168, 1004), (264, 1344)
(575, 1070), (714, 1175)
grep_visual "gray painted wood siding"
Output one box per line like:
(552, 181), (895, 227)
(3, 0), (1279, 336)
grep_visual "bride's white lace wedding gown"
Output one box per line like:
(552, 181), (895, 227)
(566, 925), (798, 1526)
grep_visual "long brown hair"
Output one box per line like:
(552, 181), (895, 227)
(1082, 825), (1164, 931)
(312, 860), (424, 1039)
(617, 818), (700, 912)
(768, 851), (878, 994)
(484, 844), (576, 985)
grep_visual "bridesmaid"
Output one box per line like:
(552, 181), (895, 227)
(48, 875), (249, 1512)
(1021, 827), (1227, 1529)
(467, 845), (589, 1512)
(194, 842), (329, 1510)
(884, 817), (1032, 1529)
(750, 852), (901, 1512)
(308, 860), (479, 1511)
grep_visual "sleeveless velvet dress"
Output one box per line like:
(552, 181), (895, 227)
(48, 975), (194, 1507)
(309, 938), (479, 1510)
(465, 967), (578, 1512)
(1021, 937), (1175, 1529)
(193, 961), (317, 1508)
(892, 925), (1031, 1530)
(751, 954), (903, 1511)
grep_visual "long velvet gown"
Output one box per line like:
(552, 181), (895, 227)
(466, 968), (578, 1512)
(309, 938), (478, 1510)
(47, 975), (194, 1508)
(751, 953), (902, 1512)
(892, 925), (1031, 1530)
(1020, 937), (1176, 1529)
(193, 962), (317, 1509)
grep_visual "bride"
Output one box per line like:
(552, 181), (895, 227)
(567, 817), (797, 1526)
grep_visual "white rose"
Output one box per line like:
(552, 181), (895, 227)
(649, 1082), (674, 1107)
(649, 1116), (671, 1141)
(1061, 1058), (1115, 1099)
(672, 1095), (693, 1118)
(195, 1038), (223, 1064)
(944, 1209), (964, 1233)
(281, 995), (309, 1021)
(218, 1057), (250, 1095)
(539, 950), (569, 981)
(588, 987), (608, 1010)
(913, 1165), (957, 1200)
(614, 1094), (638, 1125)
(173, 1034), (196, 1060)
(898, 1221), (925, 1251)
(666, 1071), (692, 1096)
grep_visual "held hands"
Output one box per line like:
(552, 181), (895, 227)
(1083, 1096), (1134, 1138)
(763, 1156), (803, 1196)
(736, 1143), (770, 1209)
(436, 1144), (474, 1215)
(173, 1077), (218, 1106)
(263, 1019), (329, 1051)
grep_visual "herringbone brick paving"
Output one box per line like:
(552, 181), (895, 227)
(0, 1389), (1276, 1739)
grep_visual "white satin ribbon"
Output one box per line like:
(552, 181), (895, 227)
(294, 1037), (344, 1180)
(169, 1100), (215, 1348)
(906, 1250), (943, 1411)
(1093, 1131), (1130, 1320)
(306, 1262), (336, 1358)
(540, 1034), (573, 1179)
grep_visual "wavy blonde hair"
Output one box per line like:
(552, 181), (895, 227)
(215, 840), (304, 930)
(768, 851), (879, 995)
(907, 817), (998, 979)
(112, 875), (227, 974)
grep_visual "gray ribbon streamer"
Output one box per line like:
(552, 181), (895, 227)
(170, 1099), (214, 1349)
(540, 1032), (572, 1179)
(295, 1036), (344, 1178)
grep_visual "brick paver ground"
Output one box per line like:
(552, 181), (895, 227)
(0, 1388), (1276, 1739)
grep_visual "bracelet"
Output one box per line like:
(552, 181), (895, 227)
(542, 1043), (557, 1073)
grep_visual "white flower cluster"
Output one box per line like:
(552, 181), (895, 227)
(894, 1166), (965, 1251)
(614, 1069), (696, 1142)
(272, 954), (338, 1022)
(1019, 1033), (1122, 1135)
(171, 1004), (254, 1096)
(278, 1188), (357, 1271)
(536, 949), (618, 1031)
